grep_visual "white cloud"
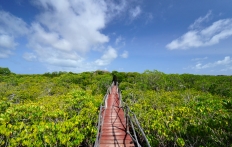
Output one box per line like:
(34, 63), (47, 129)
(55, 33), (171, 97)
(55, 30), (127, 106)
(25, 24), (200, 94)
(166, 31), (203, 49)
(166, 12), (232, 50)
(193, 56), (232, 70)
(30, 0), (109, 53)
(46, 58), (83, 68)
(95, 46), (118, 66)
(191, 57), (208, 61)
(189, 10), (212, 29)
(145, 13), (153, 24)
(106, 0), (127, 20)
(115, 35), (126, 46)
(0, 0), (135, 71)
(23, 53), (37, 61)
(0, 49), (12, 58)
(28, 43), (85, 68)
(120, 50), (128, 58)
(115, 36), (123, 45)
(130, 6), (141, 18)
(215, 56), (231, 65)
(26, 0), (124, 71)
(0, 35), (17, 49)
(0, 11), (28, 36)
(29, 23), (72, 51)
(0, 11), (29, 58)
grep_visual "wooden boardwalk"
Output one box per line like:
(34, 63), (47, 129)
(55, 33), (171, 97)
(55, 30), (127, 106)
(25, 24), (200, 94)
(98, 86), (135, 147)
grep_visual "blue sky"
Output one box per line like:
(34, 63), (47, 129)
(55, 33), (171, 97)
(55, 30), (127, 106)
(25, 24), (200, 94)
(0, 0), (232, 74)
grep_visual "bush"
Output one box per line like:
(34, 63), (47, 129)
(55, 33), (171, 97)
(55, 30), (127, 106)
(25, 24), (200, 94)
(0, 67), (11, 75)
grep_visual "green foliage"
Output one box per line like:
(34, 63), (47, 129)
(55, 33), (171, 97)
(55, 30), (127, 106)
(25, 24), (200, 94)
(0, 70), (111, 146)
(116, 70), (232, 146)
(125, 90), (231, 146)
(0, 89), (102, 146)
(0, 69), (231, 146)
(0, 67), (11, 75)
(177, 138), (185, 147)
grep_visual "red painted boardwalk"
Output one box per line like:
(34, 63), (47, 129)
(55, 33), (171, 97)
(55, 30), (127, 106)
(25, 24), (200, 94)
(98, 86), (135, 147)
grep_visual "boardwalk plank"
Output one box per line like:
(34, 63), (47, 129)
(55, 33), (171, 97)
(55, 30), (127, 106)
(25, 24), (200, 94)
(98, 86), (134, 147)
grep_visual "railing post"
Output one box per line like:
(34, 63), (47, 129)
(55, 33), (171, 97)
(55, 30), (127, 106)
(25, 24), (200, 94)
(104, 94), (108, 109)
(120, 91), (122, 107)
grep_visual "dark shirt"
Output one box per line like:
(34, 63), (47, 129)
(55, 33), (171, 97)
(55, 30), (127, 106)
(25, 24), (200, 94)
(112, 75), (117, 85)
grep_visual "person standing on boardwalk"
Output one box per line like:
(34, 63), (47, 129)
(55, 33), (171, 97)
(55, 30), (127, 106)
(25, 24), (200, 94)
(112, 74), (117, 85)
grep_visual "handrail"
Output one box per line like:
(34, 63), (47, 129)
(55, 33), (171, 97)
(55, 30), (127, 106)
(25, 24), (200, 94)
(104, 93), (108, 109)
(124, 104), (151, 147)
(94, 105), (103, 147)
(118, 89), (151, 147)
(126, 107), (141, 147)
